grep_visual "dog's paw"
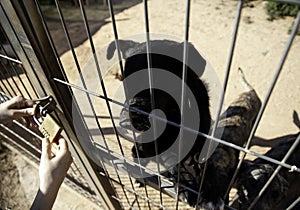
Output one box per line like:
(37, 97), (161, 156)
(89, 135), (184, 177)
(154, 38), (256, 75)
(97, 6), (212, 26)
(178, 189), (198, 207)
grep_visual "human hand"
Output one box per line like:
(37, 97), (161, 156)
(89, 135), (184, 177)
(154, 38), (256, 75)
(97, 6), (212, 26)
(0, 95), (35, 123)
(31, 137), (72, 210)
(39, 137), (72, 194)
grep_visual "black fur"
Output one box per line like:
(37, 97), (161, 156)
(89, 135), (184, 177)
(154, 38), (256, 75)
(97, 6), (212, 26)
(106, 40), (262, 208)
(237, 133), (300, 210)
(107, 39), (211, 206)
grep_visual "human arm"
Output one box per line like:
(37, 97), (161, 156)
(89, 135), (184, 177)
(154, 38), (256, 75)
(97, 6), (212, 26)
(31, 137), (72, 210)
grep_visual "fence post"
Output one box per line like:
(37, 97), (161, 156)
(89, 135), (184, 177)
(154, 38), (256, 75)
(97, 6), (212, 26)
(1, 0), (122, 209)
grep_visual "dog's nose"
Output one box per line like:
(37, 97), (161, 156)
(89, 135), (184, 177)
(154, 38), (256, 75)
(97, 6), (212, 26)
(119, 107), (131, 129)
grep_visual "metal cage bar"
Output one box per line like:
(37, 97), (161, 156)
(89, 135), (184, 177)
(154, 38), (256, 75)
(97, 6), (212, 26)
(0, 0), (122, 209)
(227, 8), (300, 198)
(53, 78), (300, 174)
(142, 0), (165, 207)
(0, 0), (299, 209)
(287, 196), (300, 210)
(197, 0), (244, 206)
(107, 0), (155, 208)
(77, 0), (141, 208)
(248, 133), (300, 209)
(176, 0), (192, 209)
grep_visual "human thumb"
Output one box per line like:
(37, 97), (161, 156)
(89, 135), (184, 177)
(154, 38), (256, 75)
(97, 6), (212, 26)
(41, 137), (52, 159)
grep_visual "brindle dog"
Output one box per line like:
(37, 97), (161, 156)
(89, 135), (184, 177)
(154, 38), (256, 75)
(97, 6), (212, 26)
(237, 113), (300, 210)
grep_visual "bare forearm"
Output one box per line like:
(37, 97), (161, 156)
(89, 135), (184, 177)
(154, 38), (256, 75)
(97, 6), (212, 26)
(31, 187), (60, 210)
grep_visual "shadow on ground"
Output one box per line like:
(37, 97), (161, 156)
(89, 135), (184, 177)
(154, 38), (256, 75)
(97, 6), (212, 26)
(40, 0), (141, 55)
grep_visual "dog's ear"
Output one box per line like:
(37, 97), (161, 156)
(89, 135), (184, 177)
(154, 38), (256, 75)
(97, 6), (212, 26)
(181, 42), (206, 78)
(106, 40), (139, 60)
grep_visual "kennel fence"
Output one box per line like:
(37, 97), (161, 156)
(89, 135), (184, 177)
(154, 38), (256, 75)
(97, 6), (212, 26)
(0, 0), (299, 209)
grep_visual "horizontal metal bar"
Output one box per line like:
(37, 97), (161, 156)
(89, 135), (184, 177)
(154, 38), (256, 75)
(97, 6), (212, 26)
(0, 122), (103, 207)
(53, 78), (300, 174)
(108, 175), (166, 209)
(0, 1), (47, 97)
(248, 133), (300, 210)
(225, 8), (300, 200)
(0, 126), (41, 158)
(0, 54), (22, 64)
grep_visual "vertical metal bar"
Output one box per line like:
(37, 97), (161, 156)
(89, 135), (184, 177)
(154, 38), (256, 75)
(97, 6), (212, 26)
(53, 78), (300, 173)
(226, 9), (300, 198)
(0, 27), (34, 99)
(0, 61), (22, 95)
(107, 0), (152, 208)
(143, 0), (163, 207)
(7, 63), (33, 99)
(176, 0), (191, 209)
(0, 53), (23, 96)
(53, 0), (108, 152)
(195, 0), (244, 207)
(33, 0), (70, 86)
(244, 10), (300, 151)
(107, 0), (125, 77)
(9, 0), (122, 209)
(204, 0), (243, 140)
(34, 0), (105, 163)
(53, 0), (129, 207)
(0, 86), (5, 98)
(248, 133), (300, 210)
(0, 64), (14, 96)
(78, 0), (141, 208)
(0, 63), (17, 96)
(0, 3), (46, 98)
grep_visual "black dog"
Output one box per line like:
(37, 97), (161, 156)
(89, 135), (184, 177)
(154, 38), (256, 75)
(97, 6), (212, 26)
(237, 132), (300, 210)
(107, 39), (211, 205)
(106, 40), (261, 209)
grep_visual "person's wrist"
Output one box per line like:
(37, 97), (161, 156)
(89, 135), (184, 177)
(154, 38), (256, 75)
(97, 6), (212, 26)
(39, 176), (60, 195)
(31, 187), (59, 210)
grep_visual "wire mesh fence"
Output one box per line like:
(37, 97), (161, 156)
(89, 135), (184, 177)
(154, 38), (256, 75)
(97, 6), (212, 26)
(0, 0), (299, 209)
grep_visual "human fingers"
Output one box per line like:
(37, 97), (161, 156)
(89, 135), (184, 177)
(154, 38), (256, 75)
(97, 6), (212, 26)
(57, 138), (72, 165)
(11, 107), (35, 119)
(7, 96), (34, 109)
(58, 138), (68, 152)
(6, 96), (25, 108)
(24, 98), (34, 107)
(41, 137), (52, 159)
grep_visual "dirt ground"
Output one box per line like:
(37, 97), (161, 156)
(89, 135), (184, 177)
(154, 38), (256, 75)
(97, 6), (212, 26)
(1, 0), (299, 209)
